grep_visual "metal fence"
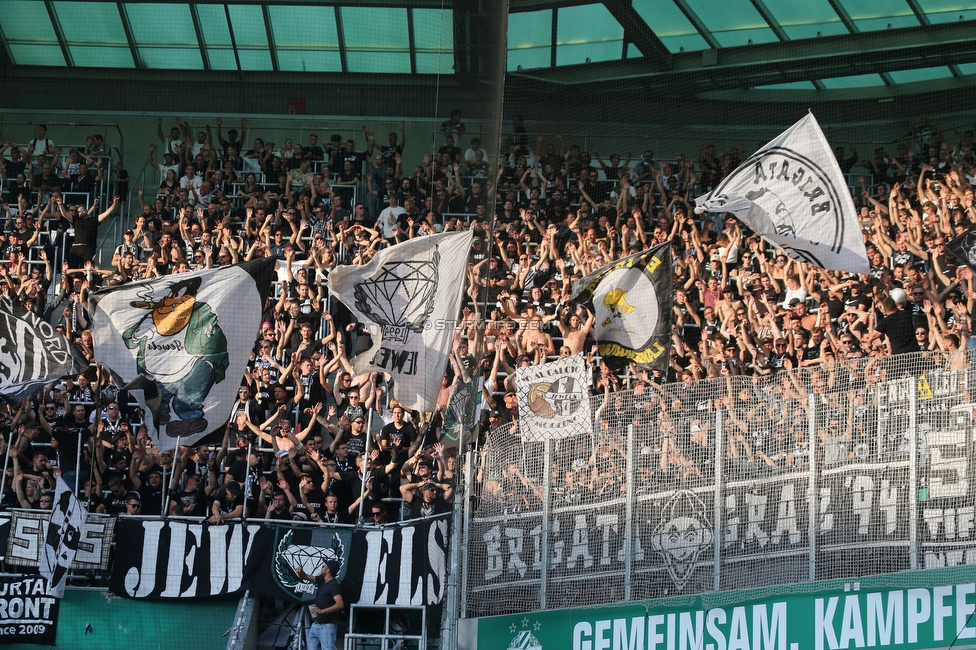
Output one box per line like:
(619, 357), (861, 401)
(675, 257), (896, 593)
(460, 349), (976, 617)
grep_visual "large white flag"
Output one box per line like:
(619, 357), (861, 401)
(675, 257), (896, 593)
(694, 113), (869, 274)
(516, 353), (591, 442)
(41, 476), (86, 598)
(328, 231), (473, 412)
(91, 258), (276, 449)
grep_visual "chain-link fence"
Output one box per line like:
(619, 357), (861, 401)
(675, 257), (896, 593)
(460, 350), (976, 617)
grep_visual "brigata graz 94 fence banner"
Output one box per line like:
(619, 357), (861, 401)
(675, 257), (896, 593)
(110, 516), (448, 605)
(466, 565), (976, 650)
(464, 360), (976, 617)
(467, 463), (913, 614)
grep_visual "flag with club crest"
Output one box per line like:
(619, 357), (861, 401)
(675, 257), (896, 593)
(90, 258), (276, 449)
(571, 242), (673, 373)
(694, 112), (869, 274)
(517, 353), (591, 442)
(328, 231), (473, 412)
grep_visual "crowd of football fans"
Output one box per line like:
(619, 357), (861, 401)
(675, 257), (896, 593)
(0, 113), (973, 522)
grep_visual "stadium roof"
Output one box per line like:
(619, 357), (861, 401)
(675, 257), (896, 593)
(506, 0), (976, 95)
(0, 0), (974, 113)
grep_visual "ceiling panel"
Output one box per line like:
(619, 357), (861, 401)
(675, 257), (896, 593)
(555, 4), (623, 66)
(835, 0), (920, 31)
(682, 0), (778, 47)
(69, 45), (134, 68)
(54, 1), (126, 43)
(887, 66), (955, 83)
(276, 50), (341, 72)
(632, 0), (709, 53)
(762, 0), (849, 39)
(507, 9), (552, 71)
(269, 6), (338, 48)
(0, 1), (58, 42)
(820, 73), (887, 88)
(916, 0), (976, 23)
(8, 44), (65, 66)
(341, 7), (409, 50)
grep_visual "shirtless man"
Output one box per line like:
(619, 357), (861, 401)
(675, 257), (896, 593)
(520, 315), (555, 359)
(557, 307), (595, 355)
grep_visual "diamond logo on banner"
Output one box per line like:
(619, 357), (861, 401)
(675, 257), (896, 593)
(272, 529), (349, 599)
(354, 253), (439, 343)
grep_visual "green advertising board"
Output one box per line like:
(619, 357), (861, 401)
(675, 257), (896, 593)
(466, 566), (976, 650)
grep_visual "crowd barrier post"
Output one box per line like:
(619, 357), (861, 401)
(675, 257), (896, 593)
(807, 391), (819, 582)
(460, 447), (475, 620)
(713, 408), (725, 592)
(539, 437), (553, 611)
(909, 383), (919, 570)
(623, 423), (635, 601)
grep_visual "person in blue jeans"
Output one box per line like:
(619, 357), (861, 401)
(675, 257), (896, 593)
(294, 559), (344, 650)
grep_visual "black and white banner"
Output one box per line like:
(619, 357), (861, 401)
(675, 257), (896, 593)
(694, 113), (870, 274)
(328, 231), (473, 412)
(41, 476), (87, 598)
(0, 576), (59, 645)
(91, 258), (276, 449)
(244, 517), (449, 607)
(110, 516), (449, 606)
(5, 511), (114, 571)
(571, 243), (673, 372)
(0, 303), (88, 402)
(948, 225), (976, 268)
(469, 463), (913, 599)
(516, 353), (591, 441)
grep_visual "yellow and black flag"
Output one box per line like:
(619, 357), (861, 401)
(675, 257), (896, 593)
(571, 242), (673, 373)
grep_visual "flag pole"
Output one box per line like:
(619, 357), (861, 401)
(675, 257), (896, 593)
(243, 438), (252, 522)
(162, 435), (180, 516)
(73, 427), (82, 496)
(356, 407), (374, 523)
(0, 429), (11, 509)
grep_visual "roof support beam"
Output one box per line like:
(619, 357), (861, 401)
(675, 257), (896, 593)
(904, 0), (929, 26)
(189, 4), (211, 71)
(748, 0), (788, 42)
(262, 5), (278, 72)
(671, 0), (720, 49)
(824, 0), (858, 33)
(601, 0), (671, 70)
(116, 2), (142, 69)
(407, 8), (417, 74)
(223, 5), (242, 72)
(44, 0), (73, 67)
(334, 6), (348, 74)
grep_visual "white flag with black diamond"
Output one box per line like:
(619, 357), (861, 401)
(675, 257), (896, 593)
(328, 231), (473, 412)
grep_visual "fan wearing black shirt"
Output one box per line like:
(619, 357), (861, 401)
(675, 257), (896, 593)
(865, 296), (916, 355)
(168, 470), (216, 516)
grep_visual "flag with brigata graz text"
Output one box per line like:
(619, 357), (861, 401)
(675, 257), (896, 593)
(571, 242), (673, 374)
